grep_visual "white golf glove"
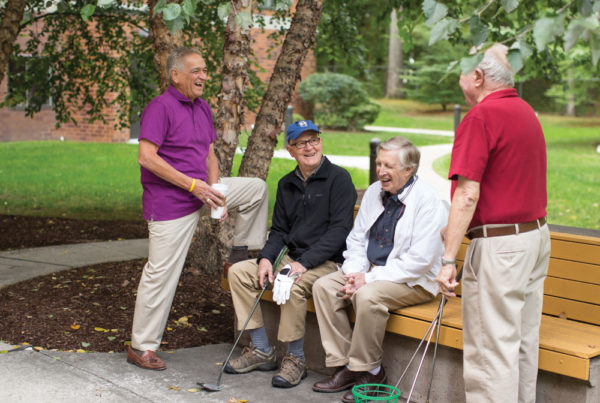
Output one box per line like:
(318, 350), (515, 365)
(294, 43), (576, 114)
(272, 264), (297, 305)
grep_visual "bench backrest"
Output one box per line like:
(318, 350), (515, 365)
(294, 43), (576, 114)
(457, 231), (600, 326)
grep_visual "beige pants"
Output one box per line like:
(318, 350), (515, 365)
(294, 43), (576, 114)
(462, 225), (550, 403)
(313, 270), (433, 371)
(228, 255), (338, 342)
(131, 177), (268, 351)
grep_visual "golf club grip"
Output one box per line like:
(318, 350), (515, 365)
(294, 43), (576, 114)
(265, 245), (289, 288)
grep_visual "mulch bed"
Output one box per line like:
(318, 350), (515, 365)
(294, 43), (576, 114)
(0, 215), (234, 352)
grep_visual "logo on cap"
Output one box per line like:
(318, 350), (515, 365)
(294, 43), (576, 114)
(299, 121), (308, 127)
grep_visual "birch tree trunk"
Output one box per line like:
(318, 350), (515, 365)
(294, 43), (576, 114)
(238, 0), (324, 179)
(0, 0), (26, 86)
(187, 0), (253, 273)
(385, 8), (403, 99)
(148, 0), (184, 91)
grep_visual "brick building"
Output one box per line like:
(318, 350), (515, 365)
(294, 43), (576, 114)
(0, 13), (315, 143)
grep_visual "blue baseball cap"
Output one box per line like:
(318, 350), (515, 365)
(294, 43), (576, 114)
(286, 120), (321, 142)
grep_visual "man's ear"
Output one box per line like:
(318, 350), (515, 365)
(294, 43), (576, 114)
(473, 68), (484, 87)
(170, 69), (179, 85)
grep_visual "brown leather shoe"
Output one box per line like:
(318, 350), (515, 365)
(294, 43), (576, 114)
(127, 346), (166, 370)
(341, 367), (387, 403)
(313, 366), (357, 393)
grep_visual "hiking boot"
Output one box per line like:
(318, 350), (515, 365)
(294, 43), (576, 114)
(272, 354), (308, 388)
(224, 345), (277, 374)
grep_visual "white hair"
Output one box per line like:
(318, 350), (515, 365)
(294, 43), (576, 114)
(477, 43), (514, 87)
(377, 136), (420, 175)
(166, 47), (203, 83)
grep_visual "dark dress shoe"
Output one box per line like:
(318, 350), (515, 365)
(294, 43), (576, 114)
(313, 366), (357, 393)
(341, 367), (387, 403)
(127, 346), (166, 370)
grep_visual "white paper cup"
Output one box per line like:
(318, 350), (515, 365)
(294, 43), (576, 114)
(210, 183), (228, 219)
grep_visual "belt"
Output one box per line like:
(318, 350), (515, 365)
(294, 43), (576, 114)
(467, 217), (546, 240)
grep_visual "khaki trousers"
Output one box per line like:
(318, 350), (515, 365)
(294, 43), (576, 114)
(131, 177), (268, 351)
(313, 270), (433, 371)
(462, 225), (550, 403)
(228, 255), (338, 342)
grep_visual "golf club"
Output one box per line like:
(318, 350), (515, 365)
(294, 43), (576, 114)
(198, 245), (289, 392)
(394, 267), (462, 402)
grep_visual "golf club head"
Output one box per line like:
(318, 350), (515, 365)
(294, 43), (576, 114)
(198, 382), (222, 392)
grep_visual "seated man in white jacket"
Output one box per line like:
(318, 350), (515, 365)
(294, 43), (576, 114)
(311, 136), (447, 403)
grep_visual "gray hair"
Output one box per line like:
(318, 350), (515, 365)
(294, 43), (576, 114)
(166, 47), (203, 83)
(377, 136), (420, 176)
(477, 43), (514, 87)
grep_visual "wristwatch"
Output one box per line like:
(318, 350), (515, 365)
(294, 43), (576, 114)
(441, 258), (457, 266)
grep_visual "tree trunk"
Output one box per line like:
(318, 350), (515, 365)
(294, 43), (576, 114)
(148, 0), (184, 92)
(187, 0), (253, 274)
(385, 8), (404, 99)
(0, 0), (26, 86)
(238, 0), (324, 179)
(566, 68), (576, 117)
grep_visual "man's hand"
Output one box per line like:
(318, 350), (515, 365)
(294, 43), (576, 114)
(258, 258), (274, 288)
(338, 273), (366, 299)
(288, 261), (307, 283)
(272, 265), (298, 305)
(436, 263), (459, 297)
(191, 180), (225, 210)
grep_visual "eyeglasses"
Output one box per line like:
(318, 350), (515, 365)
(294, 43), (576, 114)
(290, 137), (321, 149)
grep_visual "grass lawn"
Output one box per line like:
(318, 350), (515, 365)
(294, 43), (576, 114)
(0, 141), (368, 221)
(432, 113), (600, 230)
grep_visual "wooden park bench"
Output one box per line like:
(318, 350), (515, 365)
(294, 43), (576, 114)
(221, 220), (600, 402)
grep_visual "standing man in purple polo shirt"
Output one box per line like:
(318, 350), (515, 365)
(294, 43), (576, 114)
(127, 47), (268, 370)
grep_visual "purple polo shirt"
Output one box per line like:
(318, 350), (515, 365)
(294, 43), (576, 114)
(139, 86), (217, 221)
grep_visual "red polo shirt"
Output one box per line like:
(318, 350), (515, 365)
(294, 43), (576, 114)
(449, 88), (547, 228)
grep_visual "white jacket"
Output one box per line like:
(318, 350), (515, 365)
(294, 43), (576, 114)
(342, 177), (447, 296)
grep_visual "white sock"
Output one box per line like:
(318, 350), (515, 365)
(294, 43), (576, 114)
(368, 365), (381, 375)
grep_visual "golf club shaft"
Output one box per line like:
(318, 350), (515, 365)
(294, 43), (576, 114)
(406, 315), (437, 402)
(214, 245), (289, 387)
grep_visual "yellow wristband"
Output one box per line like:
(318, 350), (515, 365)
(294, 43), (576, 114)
(188, 178), (196, 192)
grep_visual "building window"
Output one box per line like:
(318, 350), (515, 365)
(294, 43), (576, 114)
(7, 55), (52, 109)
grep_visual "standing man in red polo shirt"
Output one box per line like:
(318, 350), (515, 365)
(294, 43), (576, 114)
(436, 43), (550, 403)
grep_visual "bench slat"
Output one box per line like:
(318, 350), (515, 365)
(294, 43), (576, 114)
(548, 258), (600, 284)
(550, 238), (600, 265)
(539, 315), (600, 359)
(544, 276), (600, 305)
(543, 295), (600, 326)
(538, 349), (590, 380)
(550, 231), (600, 247)
(393, 296), (462, 329)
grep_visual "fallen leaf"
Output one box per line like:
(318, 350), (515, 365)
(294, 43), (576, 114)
(168, 385), (181, 391)
(33, 346), (43, 351)
(121, 279), (130, 287)
(76, 349), (86, 353)
(211, 309), (220, 314)
(123, 341), (131, 346)
(107, 336), (116, 341)
(70, 324), (81, 330)
(177, 316), (188, 323)
(187, 388), (200, 393)
(120, 306), (127, 310)
(167, 327), (173, 331)
(110, 329), (118, 333)
(81, 341), (91, 348)
(198, 327), (208, 332)
(47, 314), (54, 319)
(94, 327), (109, 333)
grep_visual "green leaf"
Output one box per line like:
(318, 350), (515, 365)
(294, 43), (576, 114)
(218, 2), (232, 21)
(423, 0), (448, 27)
(153, 0), (167, 16)
(594, 0), (600, 12)
(162, 3), (181, 21)
(182, 0), (195, 17)
(80, 4), (95, 21)
(591, 32), (600, 66)
(81, 341), (91, 348)
(234, 11), (253, 30)
(460, 53), (484, 75)
(469, 15), (489, 46)
(429, 18), (458, 46)
(564, 16), (599, 51)
(578, 0), (593, 16)
(97, 0), (115, 8)
(533, 15), (565, 51)
(107, 336), (116, 341)
(507, 49), (524, 73)
(518, 39), (533, 59)
(165, 16), (185, 34)
(274, 0), (293, 11)
(501, 0), (519, 13)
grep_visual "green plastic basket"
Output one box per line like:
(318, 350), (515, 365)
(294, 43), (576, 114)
(352, 383), (402, 403)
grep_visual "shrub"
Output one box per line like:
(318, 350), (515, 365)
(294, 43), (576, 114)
(298, 72), (380, 131)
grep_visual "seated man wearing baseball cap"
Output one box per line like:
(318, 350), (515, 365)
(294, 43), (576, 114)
(225, 120), (357, 388)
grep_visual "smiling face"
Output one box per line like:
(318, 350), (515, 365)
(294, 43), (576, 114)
(286, 131), (323, 177)
(170, 53), (208, 101)
(376, 149), (414, 194)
